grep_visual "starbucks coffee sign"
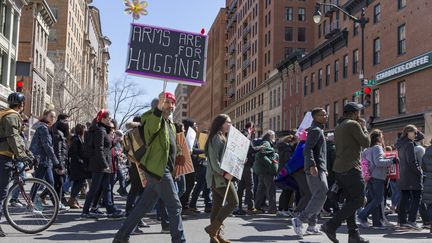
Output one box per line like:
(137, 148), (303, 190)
(375, 52), (432, 84)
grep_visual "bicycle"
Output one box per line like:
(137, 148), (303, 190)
(2, 159), (59, 234)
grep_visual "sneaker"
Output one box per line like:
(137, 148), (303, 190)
(277, 210), (292, 217)
(107, 211), (124, 219)
(189, 207), (201, 213)
(10, 199), (24, 207)
(138, 219), (150, 228)
(90, 208), (107, 217)
(291, 217), (304, 238)
(381, 219), (395, 227)
(305, 225), (322, 235)
(356, 216), (370, 228)
(161, 227), (170, 234)
(320, 223), (339, 243)
(81, 213), (99, 219)
(59, 203), (70, 211)
(405, 222), (422, 231)
(131, 228), (144, 235)
(233, 209), (246, 216)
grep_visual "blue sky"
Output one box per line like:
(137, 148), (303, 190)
(92, 0), (225, 108)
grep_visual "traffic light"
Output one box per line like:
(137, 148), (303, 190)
(363, 86), (372, 95)
(16, 80), (24, 93)
(364, 94), (372, 107)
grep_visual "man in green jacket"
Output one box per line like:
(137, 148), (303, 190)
(114, 92), (186, 243)
(321, 102), (370, 243)
(0, 93), (34, 237)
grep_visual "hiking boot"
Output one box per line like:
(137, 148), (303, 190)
(217, 227), (231, 243)
(320, 223), (339, 243)
(205, 220), (223, 243)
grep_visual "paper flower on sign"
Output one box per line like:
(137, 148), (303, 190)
(124, 0), (148, 20)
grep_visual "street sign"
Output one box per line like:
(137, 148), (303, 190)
(125, 23), (207, 86)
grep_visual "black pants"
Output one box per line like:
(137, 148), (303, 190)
(126, 164), (144, 214)
(326, 168), (365, 235)
(237, 165), (255, 210)
(398, 190), (422, 224)
(180, 172), (196, 208)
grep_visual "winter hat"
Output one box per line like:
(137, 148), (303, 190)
(164, 91), (176, 105)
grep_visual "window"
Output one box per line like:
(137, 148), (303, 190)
(303, 76), (308, 96)
(0, 53), (4, 82)
(334, 59), (339, 82)
(298, 28), (306, 42)
(353, 49), (359, 74)
(318, 24), (322, 38)
(285, 27), (293, 41)
(353, 22), (359, 36)
(333, 101), (339, 128)
(373, 89), (380, 117)
(269, 91), (273, 109)
(398, 81), (406, 114)
(398, 0), (406, 10)
(286, 7), (293, 21)
(277, 87), (281, 107)
(298, 8), (305, 21)
(398, 24), (406, 55)
(310, 73), (315, 93)
(284, 47), (293, 58)
(343, 55), (348, 79)
(374, 4), (381, 24)
(318, 69), (322, 90)
(373, 38), (381, 65)
(326, 64), (330, 86)
(1, 2), (8, 36)
(49, 29), (57, 41)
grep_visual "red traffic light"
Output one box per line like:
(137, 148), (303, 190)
(17, 81), (23, 88)
(364, 86), (372, 95)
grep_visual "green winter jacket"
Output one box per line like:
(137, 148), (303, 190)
(0, 109), (29, 158)
(205, 134), (228, 189)
(140, 108), (177, 178)
(254, 140), (279, 175)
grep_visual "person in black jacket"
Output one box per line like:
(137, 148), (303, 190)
(67, 124), (90, 209)
(81, 109), (122, 219)
(396, 124), (423, 230)
(276, 135), (296, 213)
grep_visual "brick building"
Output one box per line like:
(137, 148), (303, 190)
(187, 8), (227, 131)
(280, 0), (432, 143)
(222, 0), (315, 135)
(173, 84), (189, 124)
(18, 0), (56, 117)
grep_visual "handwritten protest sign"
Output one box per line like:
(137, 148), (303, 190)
(175, 132), (194, 177)
(185, 127), (197, 152)
(220, 126), (250, 180)
(126, 23), (207, 86)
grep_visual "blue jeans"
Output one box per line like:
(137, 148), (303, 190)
(189, 164), (211, 209)
(177, 175), (186, 198)
(82, 172), (116, 214)
(358, 178), (385, 226)
(33, 165), (55, 188)
(0, 155), (13, 221)
(389, 180), (400, 207)
(12, 162), (26, 200)
(115, 169), (186, 243)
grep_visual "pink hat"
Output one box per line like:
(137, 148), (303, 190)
(164, 91), (176, 105)
(298, 130), (308, 141)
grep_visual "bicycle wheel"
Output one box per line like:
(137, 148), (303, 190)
(3, 178), (60, 234)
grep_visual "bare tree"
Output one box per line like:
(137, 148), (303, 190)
(49, 52), (105, 125)
(109, 76), (149, 128)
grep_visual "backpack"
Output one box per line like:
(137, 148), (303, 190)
(81, 130), (95, 161)
(361, 149), (372, 182)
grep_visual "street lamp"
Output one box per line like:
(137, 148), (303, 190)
(313, 2), (369, 107)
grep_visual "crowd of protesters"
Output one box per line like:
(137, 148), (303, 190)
(1, 91), (432, 243)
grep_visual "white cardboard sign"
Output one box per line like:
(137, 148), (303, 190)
(220, 126), (250, 180)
